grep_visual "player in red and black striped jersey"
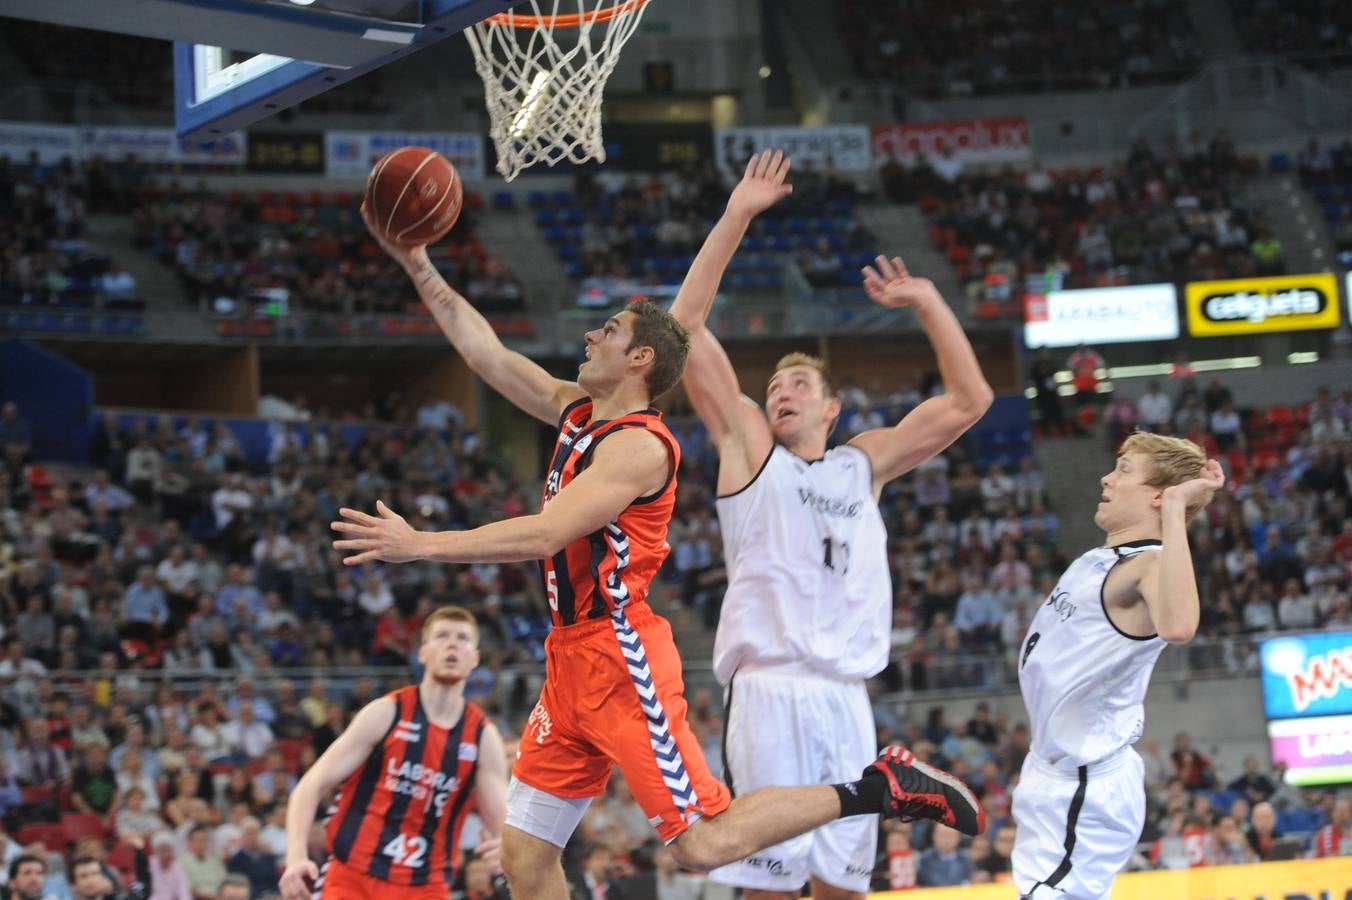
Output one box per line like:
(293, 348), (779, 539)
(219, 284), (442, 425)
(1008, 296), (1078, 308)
(278, 607), (507, 900)
(337, 160), (982, 900)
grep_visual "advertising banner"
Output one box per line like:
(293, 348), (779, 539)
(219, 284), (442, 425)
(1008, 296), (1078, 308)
(0, 121), (79, 163)
(714, 125), (871, 174)
(1184, 272), (1341, 336)
(868, 856), (1352, 899)
(870, 117), (1031, 166)
(1260, 631), (1352, 720)
(1023, 283), (1179, 348)
(79, 127), (248, 165)
(1267, 714), (1352, 786)
(326, 131), (485, 180)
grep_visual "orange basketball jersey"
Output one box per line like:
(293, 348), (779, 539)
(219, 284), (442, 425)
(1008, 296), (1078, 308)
(325, 686), (485, 886)
(541, 398), (679, 627)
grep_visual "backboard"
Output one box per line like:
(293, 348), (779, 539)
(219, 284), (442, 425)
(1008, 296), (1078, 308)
(2, 0), (516, 139)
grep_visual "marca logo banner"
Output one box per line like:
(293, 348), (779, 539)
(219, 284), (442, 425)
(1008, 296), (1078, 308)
(1261, 632), (1352, 720)
(1185, 273), (1341, 336)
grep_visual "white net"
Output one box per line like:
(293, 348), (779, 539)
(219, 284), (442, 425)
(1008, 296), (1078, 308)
(465, 0), (651, 181)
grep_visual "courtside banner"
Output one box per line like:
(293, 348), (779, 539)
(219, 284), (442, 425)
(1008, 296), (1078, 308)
(79, 127), (248, 165)
(871, 117), (1030, 166)
(714, 125), (871, 174)
(0, 121), (79, 163)
(1023, 283), (1179, 348)
(868, 856), (1352, 898)
(326, 131), (486, 180)
(1184, 273), (1341, 336)
(1261, 631), (1352, 720)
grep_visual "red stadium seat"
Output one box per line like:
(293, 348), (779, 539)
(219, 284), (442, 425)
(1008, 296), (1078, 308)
(1266, 404), (1295, 425)
(15, 823), (66, 852)
(61, 811), (108, 843)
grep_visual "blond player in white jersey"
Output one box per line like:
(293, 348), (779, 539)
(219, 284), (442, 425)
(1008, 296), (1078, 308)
(670, 150), (993, 900)
(1013, 432), (1224, 900)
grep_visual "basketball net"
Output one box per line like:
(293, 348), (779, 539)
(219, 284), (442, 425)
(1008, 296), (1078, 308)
(465, 0), (651, 181)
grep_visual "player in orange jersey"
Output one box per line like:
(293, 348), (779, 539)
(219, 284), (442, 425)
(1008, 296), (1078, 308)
(278, 607), (507, 900)
(335, 157), (982, 900)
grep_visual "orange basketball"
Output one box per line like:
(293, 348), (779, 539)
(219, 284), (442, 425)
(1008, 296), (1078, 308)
(364, 146), (463, 246)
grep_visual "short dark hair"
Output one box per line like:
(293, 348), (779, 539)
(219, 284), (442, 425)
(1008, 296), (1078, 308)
(70, 856), (102, 877)
(625, 299), (689, 401)
(9, 854), (46, 880)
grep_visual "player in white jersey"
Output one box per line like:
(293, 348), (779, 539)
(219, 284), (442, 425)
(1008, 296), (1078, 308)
(670, 150), (994, 900)
(1013, 431), (1224, 900)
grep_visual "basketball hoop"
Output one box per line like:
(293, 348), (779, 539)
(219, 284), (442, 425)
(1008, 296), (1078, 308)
(465, 0), (652, 181)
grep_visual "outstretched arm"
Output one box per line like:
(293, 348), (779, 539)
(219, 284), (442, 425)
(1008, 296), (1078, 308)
(279, 697), (395, 900)
(1137, 460), (1225, 643)
(848, 257), (994, 494)
(332, 428), (670, 565)
(363, 205), (583, 425)
(670, 151), (791, 482)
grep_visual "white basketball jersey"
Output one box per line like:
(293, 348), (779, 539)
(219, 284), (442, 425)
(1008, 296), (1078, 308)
(1018, 540), (1167, 769)
(713, 444), (891, 683)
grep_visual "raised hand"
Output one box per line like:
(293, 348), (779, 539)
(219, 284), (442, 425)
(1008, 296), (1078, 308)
(861, 255), (941, 309)
(360, 200), (427, 272)
(1163, 459), (1226, 508)
(726, 149), (794, 220)
(332, 500), (426, 565)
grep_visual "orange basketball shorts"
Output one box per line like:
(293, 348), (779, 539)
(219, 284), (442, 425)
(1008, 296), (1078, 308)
(319, 858), (447, 900)
(513, 602), (731, 843)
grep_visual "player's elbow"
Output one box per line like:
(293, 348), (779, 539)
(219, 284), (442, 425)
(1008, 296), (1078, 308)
(1159, 625), (1196, 644)
(958, 383), (995, 421)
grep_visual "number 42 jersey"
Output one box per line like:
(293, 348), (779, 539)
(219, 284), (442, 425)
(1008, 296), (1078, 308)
(713, 444), (891, 684)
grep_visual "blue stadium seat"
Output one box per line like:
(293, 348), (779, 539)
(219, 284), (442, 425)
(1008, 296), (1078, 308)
(1267, 153), (1292, 173)
(1326, 203), (1344, 222)
(551, 190), (575, 208)
(785, 217), (808, 234)
(492, 191), (514, 210)
(527, 190), (549, 209)
(741, 236), (765, 252)
(534, 209), (557, 226)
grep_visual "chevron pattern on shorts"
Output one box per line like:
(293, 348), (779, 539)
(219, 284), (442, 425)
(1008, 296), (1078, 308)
(611, 608), (699, 815)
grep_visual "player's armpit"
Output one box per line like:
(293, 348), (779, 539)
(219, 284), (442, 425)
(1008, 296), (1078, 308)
(300, 697), (398, 794)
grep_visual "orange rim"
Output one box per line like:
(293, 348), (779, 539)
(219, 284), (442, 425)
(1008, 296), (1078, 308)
(486, 0), (647, 28)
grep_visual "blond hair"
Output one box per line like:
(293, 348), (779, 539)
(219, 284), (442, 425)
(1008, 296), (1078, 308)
(421, 605), (478, 645)
(773, 353), (833, 396)
(1118, 431), (1211, 521)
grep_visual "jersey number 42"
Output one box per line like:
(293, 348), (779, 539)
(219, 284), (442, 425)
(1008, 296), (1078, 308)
(382, 834), (428, 869)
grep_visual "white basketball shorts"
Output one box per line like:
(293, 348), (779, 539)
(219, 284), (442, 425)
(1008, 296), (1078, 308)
(709, 666), (878, 893)
(1012, 747), (1145, 900)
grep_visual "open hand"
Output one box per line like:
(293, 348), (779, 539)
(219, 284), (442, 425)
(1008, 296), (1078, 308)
(1163, 459), (1226, 508)
(726, 149), (793, 220)
(861, 255), (940, 309)
(360, 201), (428, 272)
(332, 500), (426, 565)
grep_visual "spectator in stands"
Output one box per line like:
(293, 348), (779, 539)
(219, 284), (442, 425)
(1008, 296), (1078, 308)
(116, 787), (168, 848)
(1067, 344), (1105, 411)
(918, 823), (970, 887)
(179, 825), (225, 900)
(123, 566), (168, 630)
(573, 845), (623, 900)
(1247, 801), (1283, 860)
(1171, 733), (1216, 791)
(1313, 796), (1351, 857)
(1173, 395), (1208, 438)
(6, 854), (49, 900)
(14, 717), (69, 792)
(99, 262), (137, 305)
(215, 874), (249, 900)
(1028, 348), (1066, 436)
(221, 702), (271, 760)
(1251, 228), (1284, 275)
(1137, 381), (1173, 432)
(1209, 399), (1245, 452)
(1227, 756), (1275, 805)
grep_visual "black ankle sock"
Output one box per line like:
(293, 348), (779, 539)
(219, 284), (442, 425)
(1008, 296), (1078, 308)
(832, 772), (885, 818)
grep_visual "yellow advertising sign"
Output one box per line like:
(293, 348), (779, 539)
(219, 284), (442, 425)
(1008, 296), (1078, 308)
(870, 856), (1352, 899)
(1184, 270), (1341, 336)
(1185, 273), (1341, 337)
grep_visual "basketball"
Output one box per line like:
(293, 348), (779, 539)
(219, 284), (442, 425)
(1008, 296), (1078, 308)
(364, 146), (463, 246)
